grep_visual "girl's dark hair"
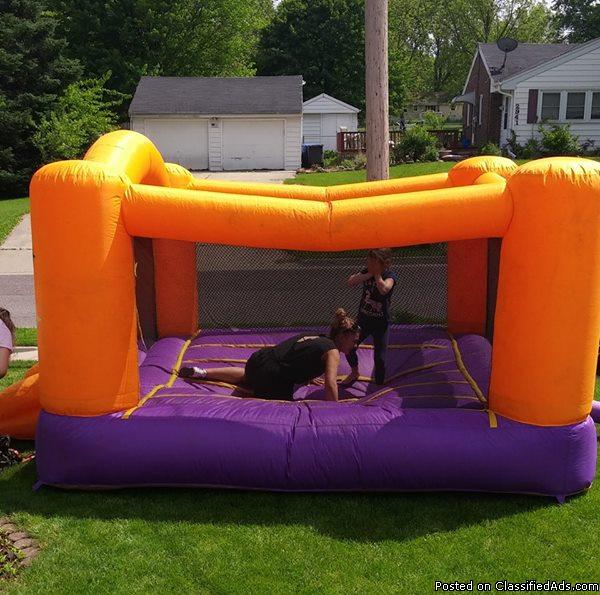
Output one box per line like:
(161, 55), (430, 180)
(0, 308), (16, 342)
(368, 248), (393, 268)
(329, 308), (359, 340)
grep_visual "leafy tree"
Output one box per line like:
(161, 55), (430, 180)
(552, 0), (600, 42)
(256, 0), (370, 112)
(256, 0), (411, 115)
(50, 0), (274, 116)
(33, 74), (122, 162)
(394, 0), (555, 99)
(0, 0), (81, 197)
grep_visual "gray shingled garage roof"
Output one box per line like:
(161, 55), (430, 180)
(129, 75), (303, 116)
(479, 43), (581, 83)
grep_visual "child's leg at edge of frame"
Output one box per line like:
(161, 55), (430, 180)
(373, 324), (390, 385)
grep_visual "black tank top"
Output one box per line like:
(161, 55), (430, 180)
(269, 334), (336, 384)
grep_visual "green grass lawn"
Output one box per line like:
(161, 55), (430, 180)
(287, 157), (600, 187)
(1, 361), (600, 592)
(14, 329), (37, 347)
(287, 162), (454, 186)
(0, 361), (36, 390)
(0, 198), (29, 245)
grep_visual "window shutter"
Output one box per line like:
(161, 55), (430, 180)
(527, 89), (539, 124)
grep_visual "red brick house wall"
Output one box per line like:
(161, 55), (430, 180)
(462, 52), (502, 147)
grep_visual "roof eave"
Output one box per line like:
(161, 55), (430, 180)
(499, 37), (600, 90)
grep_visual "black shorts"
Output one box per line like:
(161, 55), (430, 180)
(244, 349), (294, 400)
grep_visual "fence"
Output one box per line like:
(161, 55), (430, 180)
(336, 129), (462, 154)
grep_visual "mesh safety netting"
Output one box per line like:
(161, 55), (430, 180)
(195, 243), (448, 329)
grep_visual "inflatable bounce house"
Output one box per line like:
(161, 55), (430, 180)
(1, 130), (600, 500)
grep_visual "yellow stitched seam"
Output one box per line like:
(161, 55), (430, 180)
(446, 332), (487, 405)
(122, 331), (199, 419)
(183, 358), (248, 364)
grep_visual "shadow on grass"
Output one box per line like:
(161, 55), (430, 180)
(0, 455), (554, 544)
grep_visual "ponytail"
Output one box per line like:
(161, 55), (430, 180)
(329, 308), (359, 339)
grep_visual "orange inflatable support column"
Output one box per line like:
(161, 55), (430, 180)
(30, 161), (139, 416)
(490, 158), (600, 426)
(446, 158), (516, 334)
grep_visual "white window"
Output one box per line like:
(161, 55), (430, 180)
(592, 93), (600, 120)
(566, 92), (585, 120)
(478, 95), (483, 125)
(540, 92), (560, 120)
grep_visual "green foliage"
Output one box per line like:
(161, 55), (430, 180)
(539, 123), (580, 156)
(479, 142), (502, 157)
(257, 0), (409, 115)
(552, 0), (600, 42)
(33, 74), (121, 162)
(0, 532), (23, 580)
(510, 134), (542, 159)
(0, 0), (82, 197)
(507, 124), (583, 159)
(14, 327), (37, 347)
(422, 110), (447, 129)
(50, 0), (273, 118)
(394, 126), (439, 163)
(323, 150), (342, 168)
(257, 0), (367, 112)
(395, 0), (554, 99)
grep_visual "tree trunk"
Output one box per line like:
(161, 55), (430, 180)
(365, 0), (389, 181)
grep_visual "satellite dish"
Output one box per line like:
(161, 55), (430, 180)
(489, 38), (519, 74)
(497, 38), (519, 53)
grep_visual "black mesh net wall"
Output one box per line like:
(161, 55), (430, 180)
(195, 243), (448, 329)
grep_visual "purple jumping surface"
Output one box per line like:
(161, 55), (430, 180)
(35, 326), (597, 497)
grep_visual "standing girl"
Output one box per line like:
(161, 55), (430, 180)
(346, 249), (397, 384)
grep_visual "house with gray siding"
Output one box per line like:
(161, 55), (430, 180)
(454, 37), (600, 150)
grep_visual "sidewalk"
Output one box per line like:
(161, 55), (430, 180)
(0, 214), (37, 360)
(0, 214), (33, 275)
(12, 346), (38, 361)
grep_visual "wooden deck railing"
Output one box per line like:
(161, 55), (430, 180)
(337, 129), (462, 153)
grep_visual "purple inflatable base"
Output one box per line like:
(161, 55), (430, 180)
(35, 326), (598, 498)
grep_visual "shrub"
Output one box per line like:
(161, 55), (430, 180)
(479, 142), (502, 156)
(505, 131), (541, 159)
(539, 123), (580, 156)
(395, 125), (439, 162)
(323, 150), (342, 167)
(33, 73), (122, 162)
(422, 110), (447, 129)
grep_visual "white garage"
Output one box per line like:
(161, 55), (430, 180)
(302, 93), (360, 151)
(143, 119), (209, 170)
(222, 119), (284, 170)
(129, 76), (302, 171)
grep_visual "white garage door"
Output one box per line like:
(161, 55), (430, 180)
(222, 120), (285, 170)
(144, 119), (208, 170)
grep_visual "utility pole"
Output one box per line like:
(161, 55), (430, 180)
(365, 0), (389, 181)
